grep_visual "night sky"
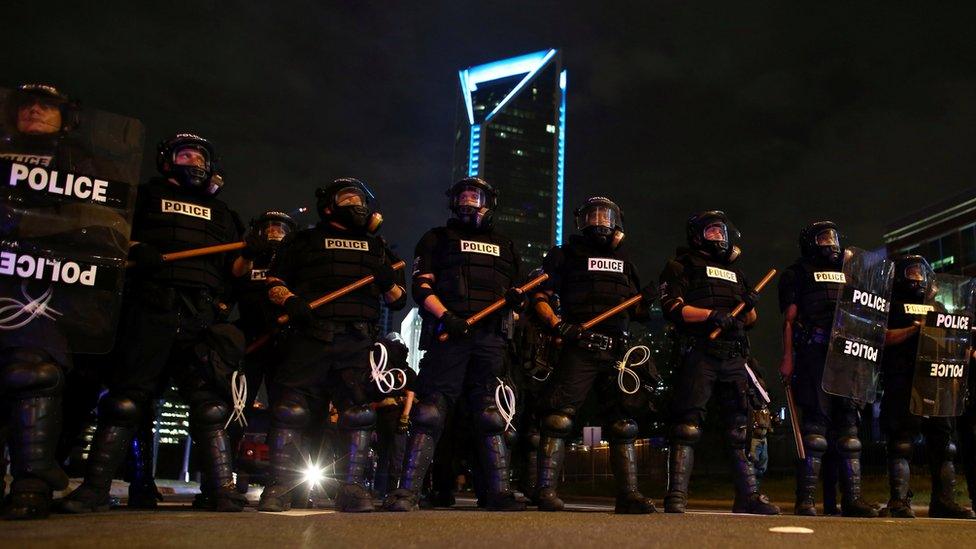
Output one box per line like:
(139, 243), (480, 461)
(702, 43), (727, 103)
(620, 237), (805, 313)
(6, 1), (976, 377)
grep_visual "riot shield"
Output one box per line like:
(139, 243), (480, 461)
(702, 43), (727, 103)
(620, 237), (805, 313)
(822, 247), (893, 404)
(0, 87), (143, 355)
(910, 274), (975, 417)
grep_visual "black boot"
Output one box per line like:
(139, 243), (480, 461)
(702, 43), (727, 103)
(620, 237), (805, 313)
(335, 428), (374, 513)
(535, 434), (566, 512)
(194, 427), (246, 512)
(59, 423), (134, 514)
(664, 444), (693, 513)
(929, 459), (976, 519)
(258, 427), (302, 512)
(480, 433), (525, 512)
(839, 446), (878, 518)
(6, 395), (69, 520)
(382, 432), (435, 512)
(794, 455), (821, 516)
(610, 441), (655, 514)
(730, 448), (780, 515)
(885, 457), (915, 518)
(126, 427), (162, 509)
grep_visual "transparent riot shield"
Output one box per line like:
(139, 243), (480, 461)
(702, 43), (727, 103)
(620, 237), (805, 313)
(0, 87), (143, 355)
(822, 247), (894, 404)
(910, 274), (975, 417)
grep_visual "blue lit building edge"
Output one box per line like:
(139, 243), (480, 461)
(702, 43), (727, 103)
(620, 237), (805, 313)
(556, 70), (566, 245)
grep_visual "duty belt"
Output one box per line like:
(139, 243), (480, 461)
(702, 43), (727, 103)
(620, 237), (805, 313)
(683, 336), (746, 359)
(577, 331), (628, 352)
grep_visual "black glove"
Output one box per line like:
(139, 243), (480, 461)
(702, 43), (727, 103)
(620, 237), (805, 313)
(128, 243), (164, 271)
(372, 262), (397, 293)
(504, 287), (526, 311)
(396, 414), (410, 435)
(283, 295), (313, 327)
(740, 290), (760, 312)
(639, 284), (659, 305)
(438, 311), (469, 339)
(241, 231), (272, 261)
(555, 321), (584, 341)
(707, 310), (743, 334)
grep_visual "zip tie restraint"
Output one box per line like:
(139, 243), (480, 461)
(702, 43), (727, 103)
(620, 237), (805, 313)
(495, 377), (517, 432)
(615, 345), (649, 395)
(225, 370), (248, 429)
(370, 341), (407, 394)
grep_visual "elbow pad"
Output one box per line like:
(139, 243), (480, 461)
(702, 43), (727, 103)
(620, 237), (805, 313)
(663, 299), (686, 325)
(411, 277), (435, 306)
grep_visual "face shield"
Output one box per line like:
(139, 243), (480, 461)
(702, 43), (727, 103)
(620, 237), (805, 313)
(703, 222), (728, 243)
(259, 220), (292, 242)
(334, 187), (367, 207)
(815, 229), (839, 247)
(580, 205), (619, 230)
(904, 263), (927, 282)
(173, 145), (210, 170)
(453, 185), (488, 214)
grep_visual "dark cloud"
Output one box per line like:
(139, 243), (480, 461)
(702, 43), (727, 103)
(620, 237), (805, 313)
(4, 0), (976, 376)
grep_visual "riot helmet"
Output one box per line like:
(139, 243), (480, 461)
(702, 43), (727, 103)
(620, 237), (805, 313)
(799, 221), (843, 266)
(892, 254), (933, 302)
(156, 133), (220, 194)
(251, 210), (297, 246)
(446, 177), (496, 230)
(316, 178), (383, 234)
(6, 83), (79, 136)
(687, 210), (740, 261)
(575, 196), (625, 248)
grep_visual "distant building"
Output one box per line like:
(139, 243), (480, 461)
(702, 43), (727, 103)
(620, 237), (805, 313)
(884, 187), (976, 274)
(453, 49), (567, 268)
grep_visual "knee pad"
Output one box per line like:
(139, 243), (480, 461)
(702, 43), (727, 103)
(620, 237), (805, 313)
(411, 401), (444, 434)
(191, 400), (231, 430)
(801, 421), (827, 438)
(671, 422), (702, 445)
(476, 406), (507, 436)
(946, 441), (958, 459)
(803, 433), (829, 455)
(272, 397), (310, 430)
(837, 435), (862, 456)
(609, 419), (639, 442)
(541, 412), (574, 438)
(339, 404), (376, 431)
(98, 395), (141, 427)
(1, 357), (63, 396)
(888, 439), (913, 460)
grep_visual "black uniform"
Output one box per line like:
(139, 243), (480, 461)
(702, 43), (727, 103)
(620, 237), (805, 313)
(535, 234), (656, 513)
(661, 247), (776, 514)
(233, 257), (282, 409)
(60, 177), (246, 512)
(260, 223), (405, 511)
(882, 258), (974, 519)
(387, 218), (522, 511)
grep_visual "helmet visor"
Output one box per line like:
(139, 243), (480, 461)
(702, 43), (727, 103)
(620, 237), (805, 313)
(815, 228), (839, 247)
(334, 187), (366, 207)
(260, 220), (292, 241)
(454, 185), (487, 210)
(904, 263), (927, 282)
(703, 222), (728, 243)
(580, 205), (619, 230)
(173, 144), (210, 170)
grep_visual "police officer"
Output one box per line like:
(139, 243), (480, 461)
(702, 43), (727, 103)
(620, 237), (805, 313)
(531, 197), (657, 513)
(660, 211), (779, 515)
(881, 255), (974, 519)
(257, 178), (406, 513)
(0, 84), (93, 519)
(59, 133), (249, 513)
(384, 177), (525, 512)
(233, 210), (298, 409)
(779, 222), (876, 517)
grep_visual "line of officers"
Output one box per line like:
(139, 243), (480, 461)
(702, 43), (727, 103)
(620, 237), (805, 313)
(4, 89), (976, 522)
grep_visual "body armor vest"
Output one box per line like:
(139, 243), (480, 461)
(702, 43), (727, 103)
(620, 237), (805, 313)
(882, 296), (927, 375)
(558, 235), (637, 331)
(431, 225), (516, 316)
(234, 258), (275, 340)
(793, 259), (844, 331)
(286, 226), (388, 322)
(133, 178), (239, 291)
(677, 251), (747, 337)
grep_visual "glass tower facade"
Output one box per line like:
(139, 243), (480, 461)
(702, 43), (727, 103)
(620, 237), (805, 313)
(453, 49), (566, 269)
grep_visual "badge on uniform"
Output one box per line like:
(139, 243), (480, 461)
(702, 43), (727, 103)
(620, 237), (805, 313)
(588, 258), (624, 272)
(706, 266), (737, 282)
(250, 269), (268, 281)
(814, 271), (846, 283)
(325, 238), (369, 251)
(460, 240), (499, 256)
(162, 198), (211, 220)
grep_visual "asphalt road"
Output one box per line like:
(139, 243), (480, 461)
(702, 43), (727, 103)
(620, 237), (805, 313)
(3, 499), (974, 549)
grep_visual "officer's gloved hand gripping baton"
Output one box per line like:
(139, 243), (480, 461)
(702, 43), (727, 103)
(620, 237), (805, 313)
(124, 241), (247, 268)
(707, 268), (777, 340)
(245, 260), (407, 354)
(437, 272), (550, 342)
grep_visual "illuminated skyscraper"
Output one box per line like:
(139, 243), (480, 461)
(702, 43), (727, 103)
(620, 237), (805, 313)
(454, 49), (567, 268)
